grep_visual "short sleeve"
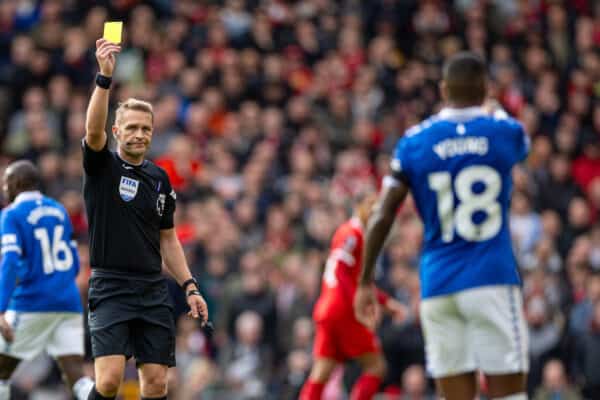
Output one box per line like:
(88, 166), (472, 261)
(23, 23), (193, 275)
(82, 138), (111, 176)
(160, 172), (176, 230)
(0, 210), (21, 311)
(1, 210), (23, 257)
(389, 136), (411, 186)
(514, 123), (530, 163)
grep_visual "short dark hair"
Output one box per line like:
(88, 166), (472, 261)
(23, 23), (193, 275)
(442, 52), (487, 105)
(6, 160), (40, 192)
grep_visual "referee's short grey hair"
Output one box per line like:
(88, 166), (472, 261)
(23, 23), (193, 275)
(115, 98), (154, 125)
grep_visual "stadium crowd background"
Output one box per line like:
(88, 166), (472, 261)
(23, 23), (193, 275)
(0, 0), (599, 399)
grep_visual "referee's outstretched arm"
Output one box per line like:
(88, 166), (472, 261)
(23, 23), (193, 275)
(85, 39), (120, 151)
(160, 228), (208, 322)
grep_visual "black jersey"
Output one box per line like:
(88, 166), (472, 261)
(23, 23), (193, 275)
(82, 139), (176, 275)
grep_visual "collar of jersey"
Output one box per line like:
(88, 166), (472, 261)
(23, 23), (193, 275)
(438, 106), (486, 122)
(116, 153), (146, 168)
(14, 190), (42, 204)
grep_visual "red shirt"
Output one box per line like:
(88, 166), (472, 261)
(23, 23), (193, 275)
(572, 155), (600, 192)
(313, 218), (388, 322)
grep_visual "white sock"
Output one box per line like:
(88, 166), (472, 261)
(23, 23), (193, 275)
(494, 393), (527, 400)
(73, 376), (94, 400)
(0, 380), (10, 400)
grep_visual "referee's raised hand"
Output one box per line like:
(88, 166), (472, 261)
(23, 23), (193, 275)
(95, 38), (121, 77)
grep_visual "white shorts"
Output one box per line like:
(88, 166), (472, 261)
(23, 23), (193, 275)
(420, 285), (529, 378)
(0, 311), (84, 360)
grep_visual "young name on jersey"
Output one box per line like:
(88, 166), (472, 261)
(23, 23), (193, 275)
(388, 107), (529, 299)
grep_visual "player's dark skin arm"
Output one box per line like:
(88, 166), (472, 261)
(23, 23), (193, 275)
(360, 183), (409, 284)
(355, 182), (408, 328)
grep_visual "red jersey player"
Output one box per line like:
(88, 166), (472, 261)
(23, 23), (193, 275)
(300, 194), (406, 400)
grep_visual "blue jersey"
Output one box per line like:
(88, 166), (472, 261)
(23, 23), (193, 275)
(0, 191), (82, 312)
(390, 107), (529, 299)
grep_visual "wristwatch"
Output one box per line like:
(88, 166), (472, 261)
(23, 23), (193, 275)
(181, 278), (198, 293)
(186, 289), (201, 297)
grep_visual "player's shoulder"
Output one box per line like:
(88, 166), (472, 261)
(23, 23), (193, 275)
(143, 159), (170, 181)
(332, 220), (352, 239)
(332, 218), (362, 244)
(1, 203), (19, 222)
(42, 195), (69, 215)
(1, 194), (52, 224)
(394, 116), (441, 161)
(404, 115), (442, 140)
(20, 195), (69, 225)
(479, 111), (523, 132)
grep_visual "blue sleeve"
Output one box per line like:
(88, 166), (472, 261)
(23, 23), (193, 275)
(390, 136), (411, 185)
(514, 122), (530, 163)
(0, 210), (23, 312)
(501, 118), (529, 164)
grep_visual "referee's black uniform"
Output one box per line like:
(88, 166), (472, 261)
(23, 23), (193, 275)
(82, 139), (177, 366)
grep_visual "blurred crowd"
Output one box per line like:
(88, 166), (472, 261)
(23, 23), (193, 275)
(0, 0), (599, 399)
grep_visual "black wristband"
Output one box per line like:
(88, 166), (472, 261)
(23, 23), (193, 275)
(186, 289), (201, 297)
(95, 73), (112, 89)
(181, 278), (197, 293)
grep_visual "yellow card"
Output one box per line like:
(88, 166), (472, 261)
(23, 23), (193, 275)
(103, 22), (122, 44)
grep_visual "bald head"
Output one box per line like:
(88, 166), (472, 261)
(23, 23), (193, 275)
(3, 160), (40, 202)
(441, 52), (487, 107)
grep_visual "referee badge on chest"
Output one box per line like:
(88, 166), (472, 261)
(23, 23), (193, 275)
(119, 176), (139, 202)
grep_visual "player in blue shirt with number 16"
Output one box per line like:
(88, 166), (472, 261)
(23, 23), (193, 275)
(0, 160), (94, 400)
(355, 52), (530, 400)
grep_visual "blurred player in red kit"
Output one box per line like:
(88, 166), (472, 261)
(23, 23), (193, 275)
(300, 194), (406, 400)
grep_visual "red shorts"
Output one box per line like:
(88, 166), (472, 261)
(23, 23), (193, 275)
(313, 316), (381, 362)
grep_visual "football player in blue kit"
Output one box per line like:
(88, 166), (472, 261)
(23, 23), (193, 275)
(355, 52), (530, 400)
(0, 160), (94, 400)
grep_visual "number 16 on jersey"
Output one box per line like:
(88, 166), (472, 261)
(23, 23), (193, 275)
(34, 226), (74, 274)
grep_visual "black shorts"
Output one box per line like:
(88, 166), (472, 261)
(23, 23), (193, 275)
(88, 271), (176, 367)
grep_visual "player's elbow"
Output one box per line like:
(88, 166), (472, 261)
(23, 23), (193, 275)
(368, 208), (393, 231)
(159, 228), (178, 246)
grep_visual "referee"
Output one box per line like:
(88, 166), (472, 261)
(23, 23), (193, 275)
(83, 39), (208, 400)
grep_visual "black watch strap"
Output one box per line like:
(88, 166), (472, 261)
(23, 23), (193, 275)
(181, 278), (197, 293)
(95, 73), (112, 89)
(186, 289), (201, 297)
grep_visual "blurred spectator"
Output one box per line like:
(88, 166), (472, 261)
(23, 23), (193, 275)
(400, 364), (435, 400)
(574, 301), (600, 399)
(536, 155), (583, 220)
(511, 190), (543, 265)
(533, 359), (582, 400)
(224, 260), (278, 349)
(220, 310), (272, 399)
(526, 293), (565, 391)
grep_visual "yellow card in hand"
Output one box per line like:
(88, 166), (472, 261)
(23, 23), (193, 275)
(103, 22), (122, 44)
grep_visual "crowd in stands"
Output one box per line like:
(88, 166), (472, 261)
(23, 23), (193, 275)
(0, 0), (599, 399)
